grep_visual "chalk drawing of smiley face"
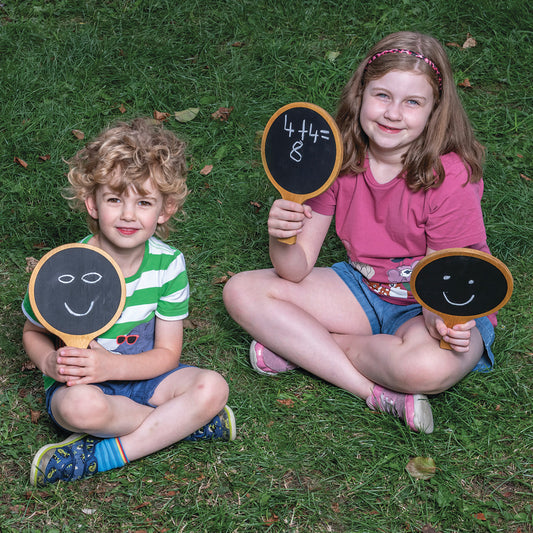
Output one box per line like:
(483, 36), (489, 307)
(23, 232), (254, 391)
(442, 274), (475, 307)
(57, 271), (103, 317)
(413, 254), (510, 317)
(32, 246), (124, 336)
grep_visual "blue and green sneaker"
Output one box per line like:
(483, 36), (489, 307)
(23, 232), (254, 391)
(184, 405), (236, 442)
(30, 433), (100, 486)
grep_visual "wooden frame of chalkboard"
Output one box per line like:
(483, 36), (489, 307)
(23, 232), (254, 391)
(411, 248), (513, 349)
(261, 102), (343, 203)
(28, 243), (126, 348)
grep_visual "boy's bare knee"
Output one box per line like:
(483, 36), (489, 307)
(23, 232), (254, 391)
(54, 385), (109, 429)
(193, 370), (229, 411)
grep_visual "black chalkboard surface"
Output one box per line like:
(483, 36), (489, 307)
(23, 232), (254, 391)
(261, 102), (343, 244)
(29, 243), (126, 348)
(411, 248), (513, 349)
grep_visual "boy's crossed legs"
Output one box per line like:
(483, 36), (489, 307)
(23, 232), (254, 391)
(31, 366), (235, 486)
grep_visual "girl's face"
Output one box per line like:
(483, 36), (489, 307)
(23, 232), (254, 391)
(360, 69), (435, 161)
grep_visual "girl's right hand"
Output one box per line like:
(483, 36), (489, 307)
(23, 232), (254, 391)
(267, 199), (312, 240)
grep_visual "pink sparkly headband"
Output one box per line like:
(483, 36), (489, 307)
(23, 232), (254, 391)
(365, 48), (443, 91)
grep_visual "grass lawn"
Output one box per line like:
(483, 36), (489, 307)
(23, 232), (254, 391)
(0, 1), (531, 531)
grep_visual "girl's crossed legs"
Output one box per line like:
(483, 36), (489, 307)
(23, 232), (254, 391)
(223, 265), (486, 430)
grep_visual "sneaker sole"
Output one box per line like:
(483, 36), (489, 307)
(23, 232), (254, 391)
(249, 341), (279, 376)
(224, 406), (237, 441)
(30, 433), (87, 486)
(412, 394), (434, 434)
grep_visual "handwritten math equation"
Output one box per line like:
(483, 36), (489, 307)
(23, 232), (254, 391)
(282, 114), (331, 162)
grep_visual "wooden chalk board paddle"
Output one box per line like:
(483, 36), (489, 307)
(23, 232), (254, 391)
(261, 102), (343, 244)
(29, 243), (126, 348)
(411, 248), (513, 349)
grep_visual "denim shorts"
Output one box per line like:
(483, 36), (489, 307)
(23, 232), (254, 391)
(331, 261), (495, 372)
(45, 363), (191, 431)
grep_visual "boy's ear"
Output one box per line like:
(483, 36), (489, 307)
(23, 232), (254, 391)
(158, 198), (178, 224)
(85, 195), (98, 219)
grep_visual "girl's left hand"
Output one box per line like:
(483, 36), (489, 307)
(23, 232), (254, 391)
(56, 340), (114, 386)
(423, 309), (476, 352)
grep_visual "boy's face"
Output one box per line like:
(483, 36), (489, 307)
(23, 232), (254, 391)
(85, 178), (175, 254)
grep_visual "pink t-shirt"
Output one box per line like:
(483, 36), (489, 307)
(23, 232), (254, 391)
(306, 152), (490, 305)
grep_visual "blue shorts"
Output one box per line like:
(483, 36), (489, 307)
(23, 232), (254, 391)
(331, 262), (495, 372)
(45, 364), (191, 431)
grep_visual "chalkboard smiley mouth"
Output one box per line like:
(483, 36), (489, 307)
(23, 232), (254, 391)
(64, 301), (95, 317)
(442, 292), (475, 307)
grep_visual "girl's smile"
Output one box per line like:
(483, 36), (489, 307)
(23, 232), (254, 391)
(360, 69), (435, 161)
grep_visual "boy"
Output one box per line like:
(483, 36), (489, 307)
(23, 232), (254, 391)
(22, 118), (235, 486)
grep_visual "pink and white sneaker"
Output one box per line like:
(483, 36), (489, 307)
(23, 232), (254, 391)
(249, 341), (298, 376)
(366, 385), (434, 433)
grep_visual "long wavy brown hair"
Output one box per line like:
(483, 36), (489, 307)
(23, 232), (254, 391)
(336, 32), (484, 191)
(64, 118), (188, 239)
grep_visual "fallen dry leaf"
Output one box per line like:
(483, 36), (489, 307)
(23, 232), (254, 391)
(153, 110), (170, 121)
(473, 512), (486, 521)
(463, 35), (477, 48)
(231, 41), (245, 48)
(211, 106), (234, 122)
(38, 154), (51, 161)
(520, 173), (530, 181)
(276, 398), (294, 408)
(30, 409), (41, 423)
(405, 457), (436, 480)
(14, 156), (28, 168)
(212, 275), (229, 285)
(174, 107), (199, 123)
(72, 129), (85, 140)
(25, 256), (39, 273)
(250, 201), (262, 213)
(119, 103), (126, 114)
(263, 513), (279, 526)
(200, 164), (213, 176)
(21, 360), (36, 371)
(446, 42), (461, 48)
(458, 78), (472, 89)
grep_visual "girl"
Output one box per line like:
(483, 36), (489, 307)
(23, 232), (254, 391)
(223, 32), (495, 434)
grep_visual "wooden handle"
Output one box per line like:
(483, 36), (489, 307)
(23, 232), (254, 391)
(277, 235), (297, 245)
(59, 333), (92, 349)
(438, 314), (467, 351)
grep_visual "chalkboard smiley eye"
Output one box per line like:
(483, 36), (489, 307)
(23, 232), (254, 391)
(443, 275), (451, 281)
(82, 272), (103, 284)
(58, 274), (75, 284)
(468, 280), (474, 285)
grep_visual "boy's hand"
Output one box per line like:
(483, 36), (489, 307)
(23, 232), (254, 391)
(268, 199), (312, 240)
(55, 341), (113, 386)
(423, 309), (476, 352)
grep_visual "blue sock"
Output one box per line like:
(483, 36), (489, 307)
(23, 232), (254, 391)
(94, 437), (129, 472)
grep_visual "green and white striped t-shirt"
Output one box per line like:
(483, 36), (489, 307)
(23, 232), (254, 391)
(22, 236), (189, 390)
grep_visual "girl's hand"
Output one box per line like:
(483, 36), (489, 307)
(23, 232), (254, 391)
(423, 309), (476, 352)
(267, 199), (312, 240)
(55, 340), (114, 386)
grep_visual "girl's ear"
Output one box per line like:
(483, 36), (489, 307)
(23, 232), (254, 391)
(85, 195), (98, 219)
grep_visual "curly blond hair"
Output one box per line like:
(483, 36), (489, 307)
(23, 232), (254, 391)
(65, 118), (188, 239)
